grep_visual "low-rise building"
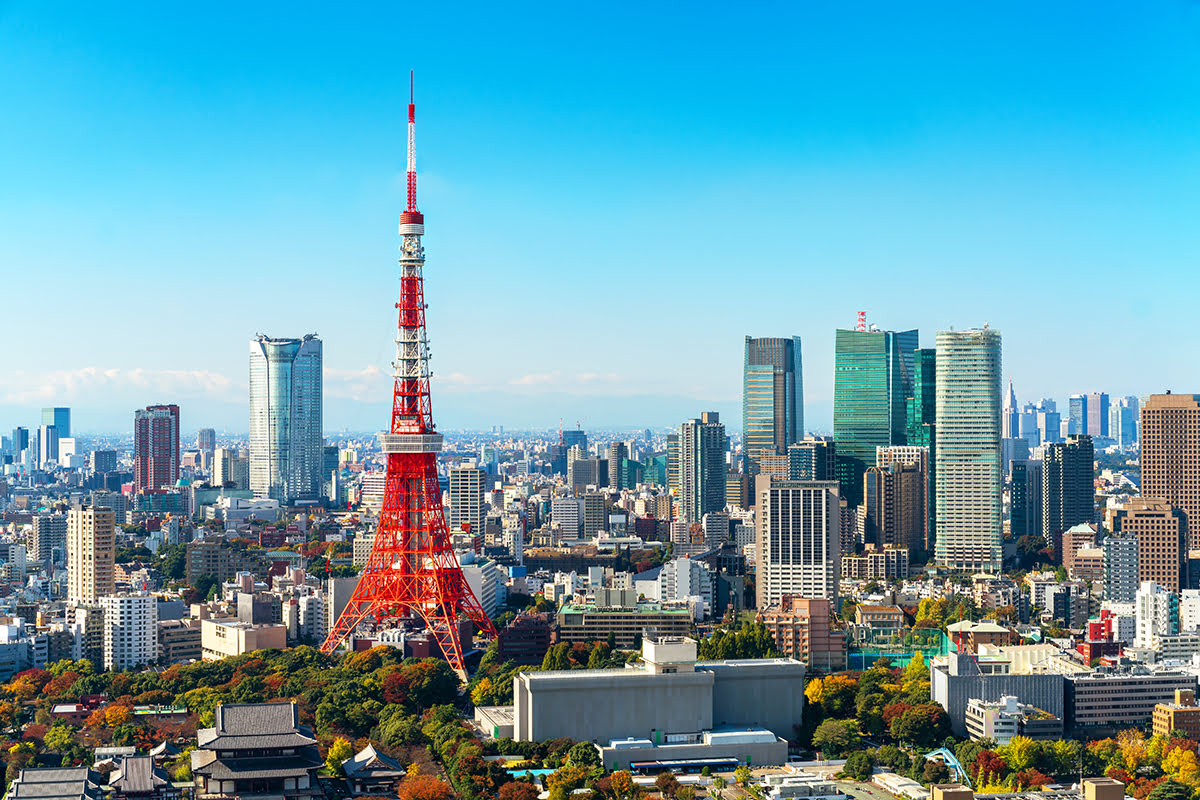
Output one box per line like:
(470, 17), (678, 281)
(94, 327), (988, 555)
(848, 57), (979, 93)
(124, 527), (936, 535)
(512, 635), (803, 768)
(555, 600), (691, 647)
(158, 619), (202, 664)
(964, 695), (1063, 745)
(1152, 688), (1200, 739)
(758, 596), (847, 672)
(200, 618), (287, 661)
(1068, 667), (1198, 730)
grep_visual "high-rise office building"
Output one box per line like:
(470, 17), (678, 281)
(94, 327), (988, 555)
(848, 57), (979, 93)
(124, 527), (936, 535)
(67, 506), (115, 603)
(90, 449), (117, 474)
(582, 492), (607, 538)
(1068, 395), (1087, 436)
(1140, 394), (1200, 550)
(10, 428), (29, 460)
(1010, 459), (1043, 540)
(1110, 396), (1139, 447)
(40, 407), (70, 440)
(1036, 399), (1062, 445)
(1114, 498), (1187, 593)
(679, 412), (727, 523)
(561, 430), (587, 456)
(905, 348), (936, 448)
(755, 476), (840, 608)
(863, 461), (924, 552)
(197, 428), (216, 453)
(36, 424), (59, 469)
(134, 404), (180, 493)
(1041, 435), (1095, 561)
(788, 439), (836, 482)
(449, 463), (487, 534)
(876, 445), (931, 552)
(934, 327), (1002, 572)
(1087, 392), (1110, 439)
(212, 447), (249, 490)
(833, 327), (918, 505)
(608, 441), (629, 490)
(666, 433), (680, 499)
(249, 334), (323, 505)
(742, 336), (804, 474)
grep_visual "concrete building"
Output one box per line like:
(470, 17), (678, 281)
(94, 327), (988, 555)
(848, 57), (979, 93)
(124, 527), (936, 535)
(841, 546), (909, 580)
(934, 327), (1002, 572)
(1140, 394), (1200, 550)
(1068, 668), (1198, 730)
(133, 404), (181, 494)
(1152, 689), (1200, 739)
(758, 596), (847, 672)
(679, 412), (727, 523)
(212, 447), (249, 490)
(449, 463), (486, 534)
(28, 513), (67, 566)
(1136, 581), (1178, 647)
(657, 558), (715, 613)
(1104, 533), (1140, 604)
(931, 651), (1066, 737)
(964, 695), (1063, 745)
(200, 618), (287, 660)
(512, 635), (803, 768)
(158, 619), (202, 664)
(99, 594), (158, 670)
(863, 458), (926, 553)
(1113, 498), (1186, 592)
(555, 600), (691, 647)
(755, 476), (840, 608)
(67, 506), (115, 603)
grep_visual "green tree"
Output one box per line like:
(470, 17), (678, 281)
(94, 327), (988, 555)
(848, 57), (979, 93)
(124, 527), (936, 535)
(1146, 780), (1193, 800)
(43, 724), (75, 753)
(845, 751), (875, 780)
(567, 742), (600, 768)
(326, 736), (354, 775)
(812, 720), (859, 757)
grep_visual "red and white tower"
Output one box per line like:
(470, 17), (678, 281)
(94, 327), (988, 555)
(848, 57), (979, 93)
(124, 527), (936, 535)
(322, 74), (497, 671)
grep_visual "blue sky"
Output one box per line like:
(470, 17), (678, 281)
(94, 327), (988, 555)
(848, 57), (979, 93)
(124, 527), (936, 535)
(3, 2), (1200, 434)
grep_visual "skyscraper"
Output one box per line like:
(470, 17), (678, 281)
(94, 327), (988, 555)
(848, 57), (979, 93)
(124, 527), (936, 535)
(67, 505), (115, 603)
(679, 412), (727, 523)
(197, 428), (216, 453)
(875, 445), (931, 552)
(1087, 392), (1110, 439)
(1140, 394), (1200, 550)
(134, 404), (180, 493)
(1036, 399), (1062, 445)
(608, 441), (629, 490)
(1002, 381), (1019, 440)
(934, 327), (1002, 572)
(1041, 435), (1095, 561)
(755, 475), (840, 608)
(743, 336), (804, 474)
(1110, 396), (1139, 447)
(36, 424), (59, 470)
(1010, 459), (1043, 540)
(1068, 394), (1087, 436)
(905, 348), (937, 448)
(561, 429), (587, 456)
(449, 463), (487, 534)
(249, 334), (323, 505)
(40, 407), (70, 440)
(833, 327), (918, 505)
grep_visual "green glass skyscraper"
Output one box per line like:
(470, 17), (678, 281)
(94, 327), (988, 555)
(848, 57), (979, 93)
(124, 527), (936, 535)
(743, 336), (804, 475)
(833, 327), (918, 505)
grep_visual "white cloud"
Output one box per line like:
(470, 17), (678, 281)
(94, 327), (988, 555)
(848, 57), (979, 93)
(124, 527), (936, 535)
(1, 367), (236, 405)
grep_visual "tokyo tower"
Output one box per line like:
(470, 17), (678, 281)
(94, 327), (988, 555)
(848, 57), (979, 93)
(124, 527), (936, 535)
(322, 74), (497, 672)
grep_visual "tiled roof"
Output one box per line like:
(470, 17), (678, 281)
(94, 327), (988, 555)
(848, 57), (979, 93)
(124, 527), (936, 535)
(343, 744), (405, 778)
(7, 767), (103, 800)
(196, 702), (316, 748)
(195, 753), (323, 781)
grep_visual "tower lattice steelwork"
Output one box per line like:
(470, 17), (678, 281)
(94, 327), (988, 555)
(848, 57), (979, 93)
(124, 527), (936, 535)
(322, 74), (497, 671)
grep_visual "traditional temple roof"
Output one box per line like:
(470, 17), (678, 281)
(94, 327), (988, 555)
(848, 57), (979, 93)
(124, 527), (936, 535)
(110, 756), (170, 794)
(7, 767), (104, 800)
(196, 702), (316, 750)
(343, 744), (405, 779)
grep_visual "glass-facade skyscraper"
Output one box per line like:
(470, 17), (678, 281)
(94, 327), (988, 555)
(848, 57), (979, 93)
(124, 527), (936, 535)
(833, 327), (918, 505)
(742, 336), (804, 475)
(249, 334), (323, 505)
(934, 327), (1002, 572)
(40, 407), (70, 440)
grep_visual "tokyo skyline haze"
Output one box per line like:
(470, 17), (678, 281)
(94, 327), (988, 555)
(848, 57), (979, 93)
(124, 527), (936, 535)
(4, 2), (1200, 433)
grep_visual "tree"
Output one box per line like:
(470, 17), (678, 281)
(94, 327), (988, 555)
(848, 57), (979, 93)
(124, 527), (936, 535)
(845, 751), (875, 780)
(655, 771), (681, 797)
(1146, 780), (1193, 800)
(498, 782), (541, 800)
(1002, 735), (1038, 773)
(325, 736), (354, 775)
(922, 760), (950, 785)
(397, 774), (454, 800)
(891, 704), (949, 747)
(711, 775), (727, 798)
(43, 725), (75, 753)
(568, 741), (600, 768)
(733, 766), (753, 786)
(610, 770), (638, 800)
(812, 720), (859, 757)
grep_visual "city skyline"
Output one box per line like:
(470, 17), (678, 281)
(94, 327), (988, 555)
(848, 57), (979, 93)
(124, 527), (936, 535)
(6, 4), (1200, 432)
